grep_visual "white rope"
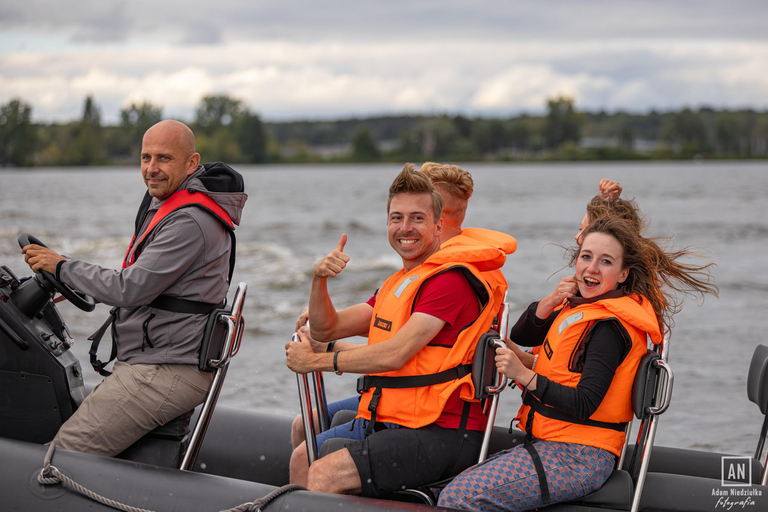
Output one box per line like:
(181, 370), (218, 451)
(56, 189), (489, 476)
(37, 441), (306, 512)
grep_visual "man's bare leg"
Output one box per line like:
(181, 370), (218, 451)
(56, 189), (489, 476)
(307, 448), (363, 494)
(290, 410), (321, 450)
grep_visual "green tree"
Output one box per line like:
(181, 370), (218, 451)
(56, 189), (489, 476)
(507, 119), (529, 150)
(453, 115), (472, 138)
(64, 95), (105, 165)
(543, 96), (583, 149)
(195, 94), (245, 135)
(121, 102), (163, 138)
(113, 101), (164, 159)
(414, 116), (460, 158)
(194, 94), (268, 163)
(472, 119), (506, 155)
(196, 129), (243, 163)
(233, 111), (267, 163)
(0, 98), (37, 166)
(662, 109), (708, 147)
(714, 112), (740, 155)
(351, 126), (380, 161)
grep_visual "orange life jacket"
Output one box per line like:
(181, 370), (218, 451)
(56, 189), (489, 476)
(356, 237), (514, 429)
(441, 228), (517, 312)
(515, 294), (662, 456)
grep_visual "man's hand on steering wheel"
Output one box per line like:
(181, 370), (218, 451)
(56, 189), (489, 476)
(22, 244), (65, 275)
(18, 233), (96, 312)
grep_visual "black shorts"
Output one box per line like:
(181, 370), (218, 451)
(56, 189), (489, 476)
(345, 424), (483, 497)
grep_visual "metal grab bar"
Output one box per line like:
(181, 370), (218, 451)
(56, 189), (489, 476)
(180, 282), (247, 471)
(292, 323), (331, 466)
(312, 371), (330, 433)
(293, 331), (321, 466)
(649, 359), (674, 415)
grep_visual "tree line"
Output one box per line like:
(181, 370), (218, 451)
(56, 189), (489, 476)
(1, 94), (767, 167)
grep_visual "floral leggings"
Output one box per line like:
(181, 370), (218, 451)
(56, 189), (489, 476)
(437, 440), (615, 512)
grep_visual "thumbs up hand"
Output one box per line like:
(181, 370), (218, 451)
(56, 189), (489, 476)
(313, 233), (350, 278)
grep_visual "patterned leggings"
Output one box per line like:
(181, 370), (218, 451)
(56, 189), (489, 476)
(437, 441), (615, 512)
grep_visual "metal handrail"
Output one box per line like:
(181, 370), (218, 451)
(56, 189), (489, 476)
(294, 331), (321, 465)
(180, 282), (247, 471)
(312, 371), (330, 432)
(649, 360), (674, 415)
(293, 320), (332, 465)
(629, 351), (675, 512)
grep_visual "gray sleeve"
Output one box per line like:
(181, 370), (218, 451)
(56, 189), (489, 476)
(59, 212), (207, 308)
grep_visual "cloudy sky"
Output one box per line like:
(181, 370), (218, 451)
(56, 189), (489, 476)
(2, 0), (767, 124)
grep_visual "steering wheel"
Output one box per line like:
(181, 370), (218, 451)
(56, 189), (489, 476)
(18, 233), (96, 312)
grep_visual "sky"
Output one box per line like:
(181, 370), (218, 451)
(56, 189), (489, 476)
(2, 0), (767, 124)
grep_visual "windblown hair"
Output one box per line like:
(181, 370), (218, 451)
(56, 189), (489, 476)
(419, 162), (474, 200)
(388, 163), (444, 221)
(586, 195), (644, 234)
(574, 216), (718, 336)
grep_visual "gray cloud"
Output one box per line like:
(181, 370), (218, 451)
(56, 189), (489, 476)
(2, 1), (767, 122)
(4, 1), (768, 45)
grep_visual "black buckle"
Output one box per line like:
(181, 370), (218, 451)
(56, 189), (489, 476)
(368, 387), (382, 412)
(356, 375), (369, 394)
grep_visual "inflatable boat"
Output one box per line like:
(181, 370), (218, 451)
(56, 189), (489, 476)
(2, 234), (767, 512)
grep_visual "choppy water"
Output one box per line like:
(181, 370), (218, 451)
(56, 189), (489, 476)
(1, 161), (766, 456)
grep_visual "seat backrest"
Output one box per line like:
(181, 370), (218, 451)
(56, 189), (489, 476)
(747, 345), (768, 415)
(632, 350), (661, 420)
(471, 331), (502, 401)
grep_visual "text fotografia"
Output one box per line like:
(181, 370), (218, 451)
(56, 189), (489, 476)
(713, 488), (762, 510)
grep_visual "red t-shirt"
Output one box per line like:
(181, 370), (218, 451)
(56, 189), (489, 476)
(367, 269), (488, 431)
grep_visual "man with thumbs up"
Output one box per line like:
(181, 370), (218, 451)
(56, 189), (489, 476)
(285, 164), (515, 498)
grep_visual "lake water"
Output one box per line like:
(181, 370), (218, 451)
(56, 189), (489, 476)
(1, 161), (766, 456)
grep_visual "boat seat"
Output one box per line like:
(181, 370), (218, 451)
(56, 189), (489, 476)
(571, 469), (634, 510)
(628, 344), (768, 485)
(748, 344), (768, 486)
(146, 409), (194, 440)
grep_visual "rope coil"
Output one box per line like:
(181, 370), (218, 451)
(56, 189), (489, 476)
(36, 440), (307, 512)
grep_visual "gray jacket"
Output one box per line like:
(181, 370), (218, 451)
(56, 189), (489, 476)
(60, 164), (248, 365)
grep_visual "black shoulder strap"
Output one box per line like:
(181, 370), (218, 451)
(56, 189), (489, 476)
(88, 307), (119, 376)
(148, 296), (224, 314)
(134, 191), (153, 237)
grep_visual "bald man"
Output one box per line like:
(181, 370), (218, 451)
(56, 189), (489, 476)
(22, 120), (248, 457)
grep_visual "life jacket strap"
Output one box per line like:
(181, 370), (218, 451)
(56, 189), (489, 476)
(525, 395), (628, 432)
(88, 307), (119, 377)
(356, 364), (472, 393)
(358, 364), (472, 436)
(365, 387), (384, 436)
(524, 440), (551, 506)
(444, 400), (471, 477)
(148, 295), (224, 315)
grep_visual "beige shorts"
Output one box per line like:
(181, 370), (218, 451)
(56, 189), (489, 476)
(54, 361), (213, 457)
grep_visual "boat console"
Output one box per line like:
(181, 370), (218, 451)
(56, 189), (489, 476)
(0, 264), (86, 444)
